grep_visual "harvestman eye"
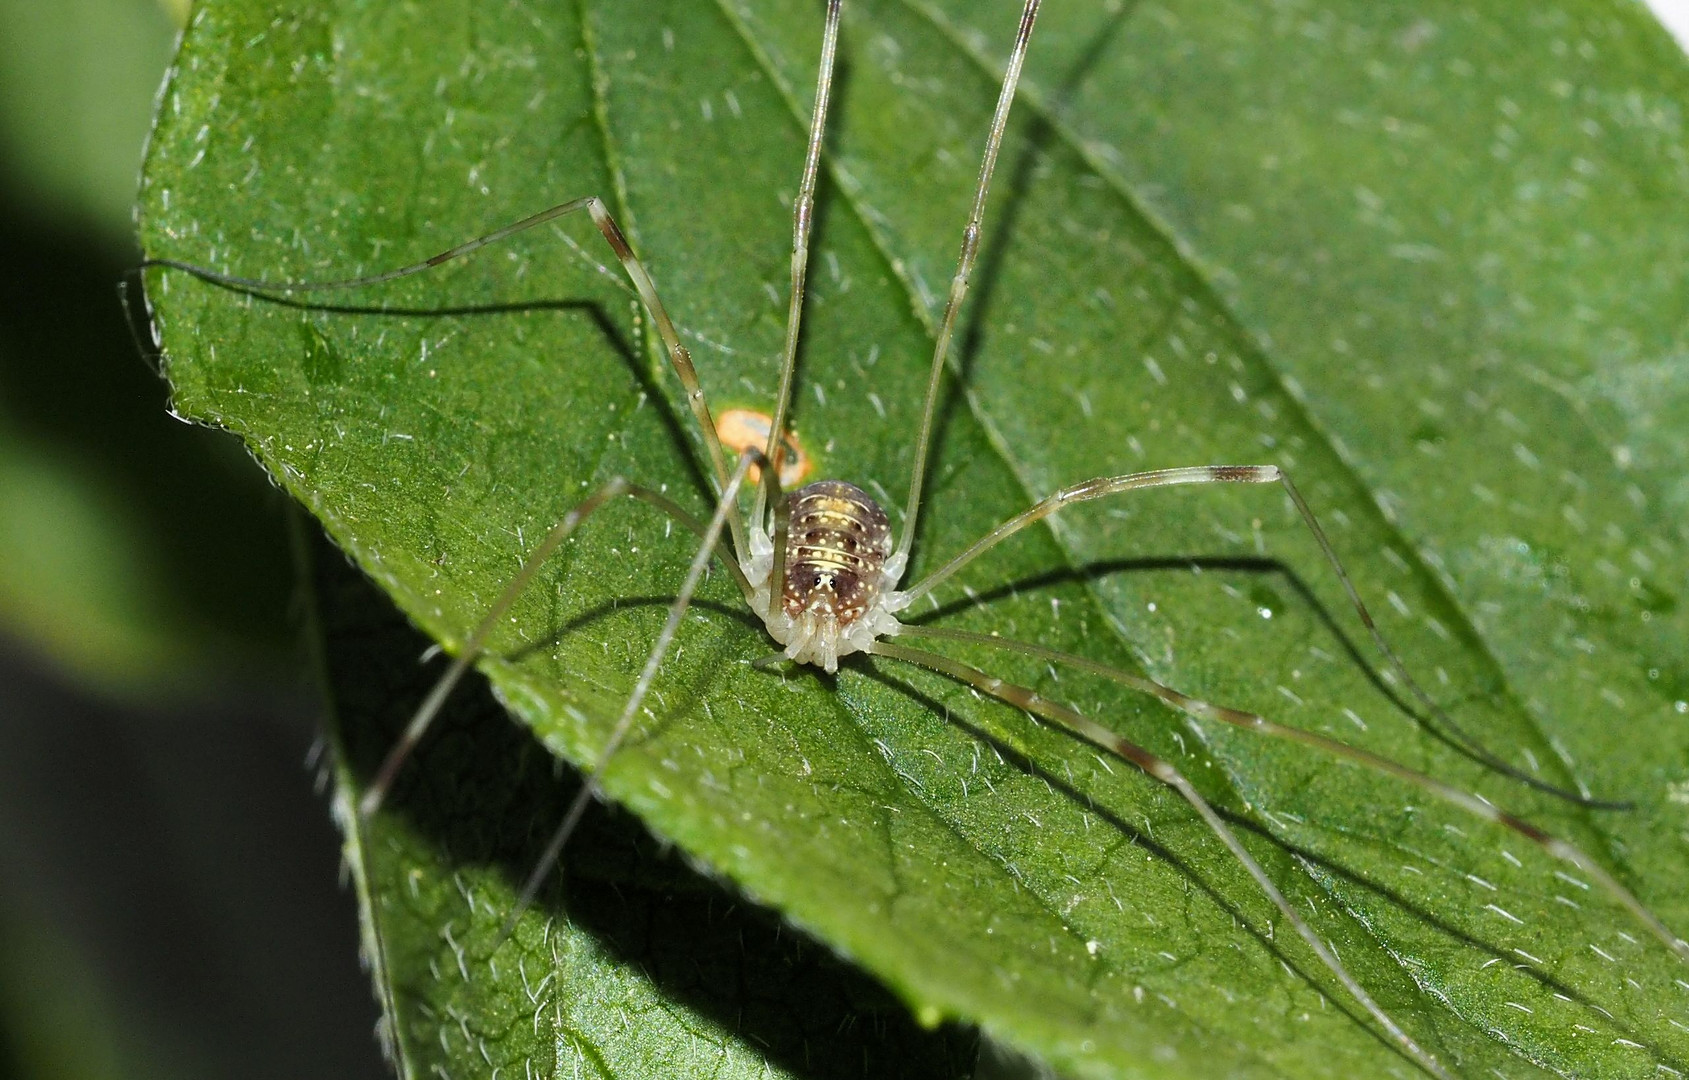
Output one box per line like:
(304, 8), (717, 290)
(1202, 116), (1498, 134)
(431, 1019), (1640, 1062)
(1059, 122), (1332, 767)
(140, 1), (1689, 1077)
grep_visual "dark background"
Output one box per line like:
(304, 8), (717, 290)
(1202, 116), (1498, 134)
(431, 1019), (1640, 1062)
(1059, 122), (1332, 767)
(0, 1), (386, 1075)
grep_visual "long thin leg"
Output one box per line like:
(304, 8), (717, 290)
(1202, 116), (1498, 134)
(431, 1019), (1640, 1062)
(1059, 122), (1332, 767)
(766, 452), (791, 598)
(899, 623), (1689, 965)
(899, 464), (1619, 809)
(867, 638), (1454, 1080)
(499, 450), (762, 940)
(359, 481), (752, 818)
(752, 0), (842, 531)
(142, 195), (748, 558)
(771, 489), (794, 603)
(895, 0), (1044, 564)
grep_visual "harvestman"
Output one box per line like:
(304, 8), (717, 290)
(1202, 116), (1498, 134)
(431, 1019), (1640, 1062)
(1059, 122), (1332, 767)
(142, 1), (1689, 1076)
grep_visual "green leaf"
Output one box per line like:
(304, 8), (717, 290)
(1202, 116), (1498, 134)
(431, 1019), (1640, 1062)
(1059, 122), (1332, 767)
(139, 1), (1689, 1077)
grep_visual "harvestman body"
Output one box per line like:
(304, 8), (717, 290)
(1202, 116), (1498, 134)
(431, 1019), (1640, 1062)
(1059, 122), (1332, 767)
(142, 2), (1689, 1077)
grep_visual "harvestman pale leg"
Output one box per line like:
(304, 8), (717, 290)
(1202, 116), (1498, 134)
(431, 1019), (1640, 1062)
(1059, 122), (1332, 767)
(370, 442), (774, 933)
(496, 449), (764, 935)
(865, 637), (1456, 1080)
(143, 193), (764, 807)
(142, 193), (749, 560)
(753, 0), (843, 530)
(905, 465), (1620, 809)
(359, 480), (753, 815)
(892, 0), (1043, 570)
(897, 622), (1689, 966)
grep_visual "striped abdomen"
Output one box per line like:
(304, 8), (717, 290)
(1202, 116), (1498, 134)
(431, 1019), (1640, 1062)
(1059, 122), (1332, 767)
(782, 480), (892, 626)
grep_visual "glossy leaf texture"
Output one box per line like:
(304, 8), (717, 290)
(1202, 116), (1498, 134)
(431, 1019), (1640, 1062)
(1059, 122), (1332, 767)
(138, 1), (1689, 1077)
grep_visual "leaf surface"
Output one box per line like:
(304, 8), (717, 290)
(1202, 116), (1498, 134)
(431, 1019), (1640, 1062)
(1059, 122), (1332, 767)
(140, 1), (1689, 1076)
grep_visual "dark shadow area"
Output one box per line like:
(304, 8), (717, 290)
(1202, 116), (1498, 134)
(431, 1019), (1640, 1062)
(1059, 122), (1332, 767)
(0, 635), (388, 1080)
(313, 529), (978, 1079)
(0, 142), (388, 1075)
(0, 191), (296, 675)
(127, 274), (651, 324)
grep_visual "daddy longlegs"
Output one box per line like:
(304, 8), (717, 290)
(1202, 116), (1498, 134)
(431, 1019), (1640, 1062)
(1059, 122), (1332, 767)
(138, 1), (1689, 1077)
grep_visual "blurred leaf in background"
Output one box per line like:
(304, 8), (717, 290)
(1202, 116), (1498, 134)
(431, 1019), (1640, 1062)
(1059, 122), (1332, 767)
(0, 3), (383, 1080)
(0, 0), (292, 694)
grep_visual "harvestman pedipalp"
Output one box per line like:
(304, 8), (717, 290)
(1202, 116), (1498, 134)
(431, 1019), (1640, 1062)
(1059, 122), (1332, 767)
(139, 1), (1689, 1076)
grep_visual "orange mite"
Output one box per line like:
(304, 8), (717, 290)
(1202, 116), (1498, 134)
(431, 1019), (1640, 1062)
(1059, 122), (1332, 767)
(715, 408), (811, 489)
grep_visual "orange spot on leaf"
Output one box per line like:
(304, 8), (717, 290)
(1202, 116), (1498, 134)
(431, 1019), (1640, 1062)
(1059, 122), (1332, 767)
(716, 409), (811, 489)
